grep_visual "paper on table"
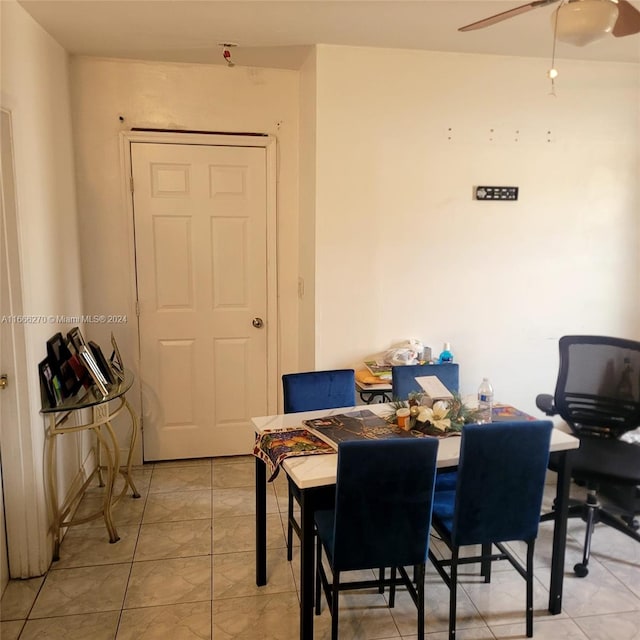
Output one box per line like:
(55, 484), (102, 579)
(415, 375), (453, 400)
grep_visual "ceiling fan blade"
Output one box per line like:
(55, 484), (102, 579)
(612, 0), (640, 36)
(458, 0), (560, 31)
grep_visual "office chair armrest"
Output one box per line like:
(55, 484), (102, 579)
(535, 393), (556, 416)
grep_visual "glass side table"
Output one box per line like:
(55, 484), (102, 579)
(41, 369), (140, 560)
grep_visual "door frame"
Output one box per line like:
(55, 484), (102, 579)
(119, 131), (279, 461)
(1, 108), (44, 579)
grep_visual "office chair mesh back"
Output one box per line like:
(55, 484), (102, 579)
(330, 438), (438, 571)
(555, 335), (640, 438)
(451, 421), (553, 547)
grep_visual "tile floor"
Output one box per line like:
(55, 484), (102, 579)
(1, 456), (639, 639)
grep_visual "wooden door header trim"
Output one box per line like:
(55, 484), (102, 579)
(123, 130), (275, 149)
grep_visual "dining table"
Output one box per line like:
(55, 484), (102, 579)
(252, 403), (580, 640)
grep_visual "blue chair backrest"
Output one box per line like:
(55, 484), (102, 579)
(392, 363), (459, 399)
(453, 420), (553, 546)
(282, 369), (356, 413)
(332, 438), (439, 572)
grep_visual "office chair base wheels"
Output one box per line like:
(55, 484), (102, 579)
(573, 563), (589, 577)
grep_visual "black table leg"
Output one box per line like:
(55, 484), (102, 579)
(549, 450), (571, 614)
(299, 488), (315, 640)
(255, 457), (267, 586)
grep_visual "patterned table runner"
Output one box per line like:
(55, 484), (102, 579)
(253, 428), (336, 481)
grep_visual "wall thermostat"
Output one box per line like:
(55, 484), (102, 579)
(475, 186), (519, 201)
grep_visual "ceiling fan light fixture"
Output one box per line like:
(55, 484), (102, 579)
(553, 0), (620, 46)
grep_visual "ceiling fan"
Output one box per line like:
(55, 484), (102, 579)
(459, 0), (640, 46)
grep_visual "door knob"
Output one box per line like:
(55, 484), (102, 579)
(252, 317), (264, 329)
(0, 374), (7, 390)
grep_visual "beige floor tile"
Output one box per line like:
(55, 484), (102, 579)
(83, 470), (151, 501)
(0, 576), (44, 620)
(5, 458), (638, 640)
(153, 458), (212, 469)
(557, 554), (640, 618)
(149, 465), (212, 493)
(491, 616), (590, 639)
(20, 611), (120, 640)
(117, 601), (211, 639)
(574, 610), (640, 640)
(213, 513), (285, 554)
(390, 572), (481, 636)
(143, 489), (211, 523)
(411, 628), (496, 639)
(211, 591), (301, 640)
(74, 491), (147, 529)
(585, 523), (640, 598)
(54, 524), (139, 569)
(124, 555), (211, 609)
(212, 458), (254, 489)
(457, 566), (554, 628)
(0, 620), (24, 640)
(213, 485), (278, 517)
(135, 519), (212, 562)
(30, 563), (130, 618)
(212, 549), (296, 599)
(314, 589), (403, 640)
(212, 455), (252, 466)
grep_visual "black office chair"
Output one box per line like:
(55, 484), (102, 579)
(537, 335), (640, 577)
(282, 369), (356, 561)
(314, 438), (439, 640)
(429, 420), (553, 640)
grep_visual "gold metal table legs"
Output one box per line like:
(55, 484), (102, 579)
(46, 395), (140, 561)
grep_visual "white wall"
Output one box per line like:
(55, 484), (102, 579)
(311, 45), (639, 415)
(298, 49), (318, 371)
(69, 57), (300, 449)
(1, 0), (85, 575)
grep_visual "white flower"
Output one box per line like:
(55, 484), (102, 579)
(416, 401), (451, 431)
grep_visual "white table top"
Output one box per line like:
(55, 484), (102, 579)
(252, 403), (580, 490)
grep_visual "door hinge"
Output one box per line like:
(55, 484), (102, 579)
(130, 176), (134, 193)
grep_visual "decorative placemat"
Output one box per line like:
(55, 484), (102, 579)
(492, 404), (536, 421)
(253, 428), (336, 481)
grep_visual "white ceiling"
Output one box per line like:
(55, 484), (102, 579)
(18, 0), (640, 70)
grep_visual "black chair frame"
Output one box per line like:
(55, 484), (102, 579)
(429, 539), (536, 640)
(537, 335), (640, 577)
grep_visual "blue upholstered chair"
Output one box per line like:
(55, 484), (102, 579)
(391, 362), (459, 400)
(392, 362), (460, 491)
(314, 438), (439, 640)
(429, 420), (553, 640)
(282, 369), (356, 561)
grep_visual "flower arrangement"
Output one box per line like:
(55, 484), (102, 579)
(387, 392), (482, 437)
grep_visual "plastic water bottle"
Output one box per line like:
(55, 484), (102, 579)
(438, 342), (454, 364)
(477, 378), (494, 423)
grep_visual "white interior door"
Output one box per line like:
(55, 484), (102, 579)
(132, 141), (271, 460)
